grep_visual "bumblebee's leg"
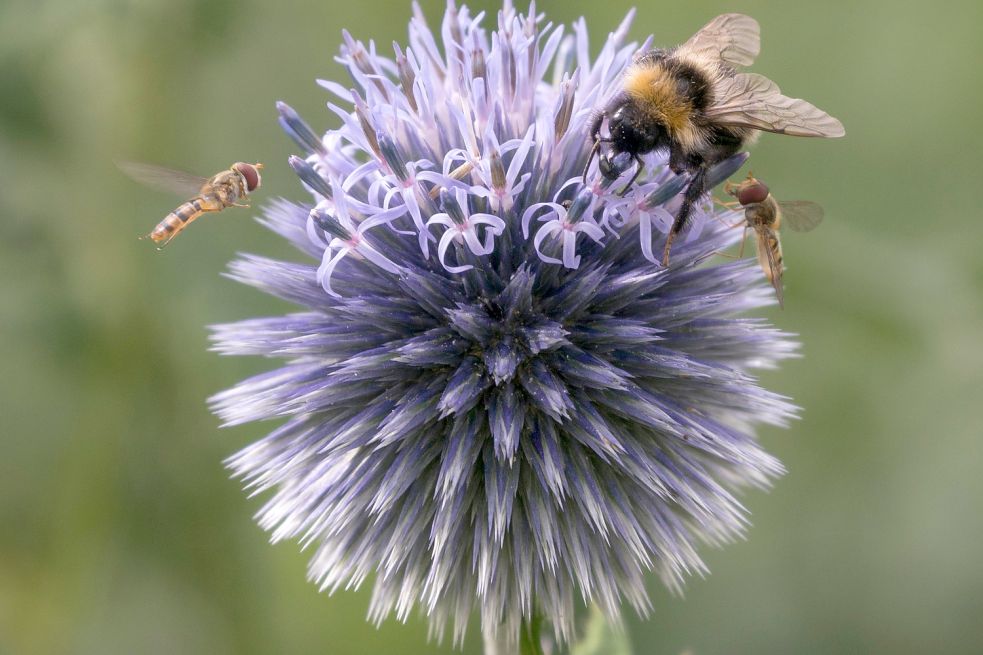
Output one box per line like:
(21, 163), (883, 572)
(662, 165), (708, 266)
(617, 154), (646, 197)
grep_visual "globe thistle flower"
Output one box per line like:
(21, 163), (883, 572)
(210, 1), (799, 650)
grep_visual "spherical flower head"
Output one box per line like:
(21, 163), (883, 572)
(211, 1), (799, 649)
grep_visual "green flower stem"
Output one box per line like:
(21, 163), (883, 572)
(571, 605), (634, 655)
(519, 614), (545, 655)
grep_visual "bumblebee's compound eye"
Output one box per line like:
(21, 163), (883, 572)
(234, 162), (262, 191)
(736, 181), (769, 205)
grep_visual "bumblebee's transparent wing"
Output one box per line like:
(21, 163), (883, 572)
(707, 73), (846, 137)
(779, 200), (824, 232)
(118, 161), (210, 197)
(678, 13), (760, 67)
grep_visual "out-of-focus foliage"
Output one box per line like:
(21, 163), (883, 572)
(1, 1), (981, 653)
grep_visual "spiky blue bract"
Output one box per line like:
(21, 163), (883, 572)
(210, 1), (798, 649)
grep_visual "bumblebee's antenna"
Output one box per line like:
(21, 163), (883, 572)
(582, 139), (601, 185)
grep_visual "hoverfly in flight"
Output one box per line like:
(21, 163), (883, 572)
(120, 161), (263, 248)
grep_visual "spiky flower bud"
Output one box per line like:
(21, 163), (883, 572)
(210, 2), (798, 650)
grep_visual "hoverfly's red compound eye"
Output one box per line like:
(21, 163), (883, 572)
(234, 162), (262, 192)
(736, 180), (769, 205)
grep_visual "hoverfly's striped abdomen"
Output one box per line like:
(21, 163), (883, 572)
(758, 231), (784, 281)
(148, 199), (204, 245)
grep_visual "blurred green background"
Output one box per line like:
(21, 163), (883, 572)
(1, 0), (981, 653)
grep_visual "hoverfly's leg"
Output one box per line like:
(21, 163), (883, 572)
(701, 224), (750, 263)
(662, 164), (708, 266)
(710, 211), (748, 229)
(720, 181), (744, 210)
(155, 231), (181, 250)
(713, 223), (748, 259)
(233, 202), (251, 208)
(617, 154), (646, 197)
(737, 224), (748, 259)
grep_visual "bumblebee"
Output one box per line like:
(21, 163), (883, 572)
(585, 13), (844, 265)
(725, 173), (824, 308)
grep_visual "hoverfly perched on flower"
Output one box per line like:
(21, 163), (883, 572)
(120, 161), (263, 248)
(725, 173), (824, 308)
(585, 13), (844, 266)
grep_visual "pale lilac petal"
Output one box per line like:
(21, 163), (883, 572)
(437, 229), (472, 273)
(355, 241), (404, 275)
(533, 221), (563, 265)
(315, 247), (349, 298)
(521, 202), (564, 239)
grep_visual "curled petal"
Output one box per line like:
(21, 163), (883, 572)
(425, 213), (455, 229)
(639, 212), (657, 264)
(462, 225), (491, 256)
(343, 160), (382, 193)
(470, 213), (506, 232)
(510, 172), (531, 196)
(521, 202), (565, 239)
(436, 229), (473, 273)
(574, 221), (605, 243)
(532, 221), (564, 265)
(316, 246), (350, 298)
(355, 241), (404, 275)
(358, 205), (413, 233)
(561, 229), (581, 269)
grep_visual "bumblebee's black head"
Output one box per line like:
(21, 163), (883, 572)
(599, 99), (667, 179)
(609, 102), (664, 154)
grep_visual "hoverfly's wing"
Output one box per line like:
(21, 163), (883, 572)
(118, 161), (210, 197)
(779, 200), (824, 232)
(753, 226), (784, 308)
(678, 13), (760, 67)
(707, 73), (846, 137)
